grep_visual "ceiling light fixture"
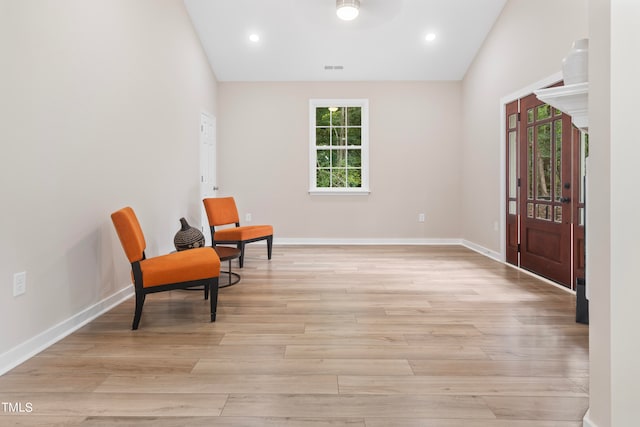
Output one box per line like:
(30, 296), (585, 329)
(249, 34), (260, 42)
(425, 33), (436, 42)
(336, 0), (360, 21)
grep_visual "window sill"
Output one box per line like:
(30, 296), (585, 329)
(309, 189), (371, 196)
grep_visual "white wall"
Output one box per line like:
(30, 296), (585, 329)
(588, 0), (640, 425)
(609, 1), (640, 421)
(0, 0), (218, 366)
(610, 0), (640, 426)
(461, 0), (588, 253)
(217, 82), (463, 242)
(586, 0), (611, 424)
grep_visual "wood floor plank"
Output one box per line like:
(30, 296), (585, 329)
(65, 331), (226, 346)
(75, 344), (285, 359)
(10, 356), (198, 375)
(94, 374), (338, 394)
(0, 245), (589, 423)
(476, 325), (588, 336)
(356, 313), (523, 325)
(482, 345), (589, 361)
(0, 392), (228, 417)
(338, 375), (588, 397)
(364, 420), (582, 427)
(219, 333), (408, 346)
(216, 314), (357, 324)
(0, 416), (86, 426)
(482, 396), (590, 421)
(286, 299), (434, 310)
(409, 359), (589, 378)
(192, 358), (414, 376)
(284, 345), (489, 360)
(304, 322), (483, 336)
(77, 417), (366, 426)
(0, 373), (108, 393)
(220, 394), (496, 419)
(404, 332), (589, 348)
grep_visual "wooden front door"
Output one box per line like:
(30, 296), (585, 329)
(506, 93), (575, 288)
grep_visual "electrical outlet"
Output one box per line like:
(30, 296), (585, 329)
(245, 213), (252, 222)
(418, 213), (425, 223)
(13, 272), (26, 296)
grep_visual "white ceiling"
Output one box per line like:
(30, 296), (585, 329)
(183, 0), (506, 82)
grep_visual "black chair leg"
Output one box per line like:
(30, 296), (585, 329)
(132, 292), (145, 330)
(209, 277), (219, 322)
(267, 235), (273, 260)
(238, 243), (245, 268)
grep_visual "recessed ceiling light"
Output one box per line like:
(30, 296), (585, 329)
(336, 0), (360, 21)
(425, 33), (437, 42)
(249, 34), (260, 43)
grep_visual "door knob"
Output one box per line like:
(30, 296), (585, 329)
(560, 197), (571, 203)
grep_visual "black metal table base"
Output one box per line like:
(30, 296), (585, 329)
(219, 270), (241, 288)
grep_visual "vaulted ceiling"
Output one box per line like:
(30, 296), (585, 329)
(184, 0), (507, 82)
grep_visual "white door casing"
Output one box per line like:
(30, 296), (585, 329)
(200, 111), (217, 245)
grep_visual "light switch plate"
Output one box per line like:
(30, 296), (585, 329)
(13, 271), (26, 296)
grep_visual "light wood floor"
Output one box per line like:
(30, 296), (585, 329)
(0, 245), (589, 426)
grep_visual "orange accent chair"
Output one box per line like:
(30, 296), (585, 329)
(111, 207), (221, 330)
(203, 197), (273, 268)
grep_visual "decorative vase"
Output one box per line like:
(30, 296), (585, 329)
(562, 38), (589, 85)
(174, 217), (205, 251)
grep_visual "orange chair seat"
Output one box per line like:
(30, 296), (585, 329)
(214, 225), (273, 242)
(140, 247), (220, 288)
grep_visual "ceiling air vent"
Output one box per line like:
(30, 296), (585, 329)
(324, 65), (344, 70)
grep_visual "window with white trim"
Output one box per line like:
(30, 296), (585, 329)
(309, 99), (369, 194)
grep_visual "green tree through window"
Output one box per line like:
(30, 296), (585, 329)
(309, 99), (369, 194)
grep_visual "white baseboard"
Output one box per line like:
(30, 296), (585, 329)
(582, 409), (597, 427)
(274, 237), (463, 246)
(0, 285), (134, 376)
(459, 240), (575, 294)
(503, 262), (575, 294)
(461, 239), (502, 261)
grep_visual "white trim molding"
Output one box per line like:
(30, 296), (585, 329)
(0, 285), (134, 376)
(461, 239), (502, 262)
(534, 82), (589, 131)
(308, 190), (371, 196)
(582, 409), (597, 427)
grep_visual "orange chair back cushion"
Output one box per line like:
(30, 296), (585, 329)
(203, 197), (240, 226)
(111, 207), (146, 263)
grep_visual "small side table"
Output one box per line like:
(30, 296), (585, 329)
(214, 246), (241, 288)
